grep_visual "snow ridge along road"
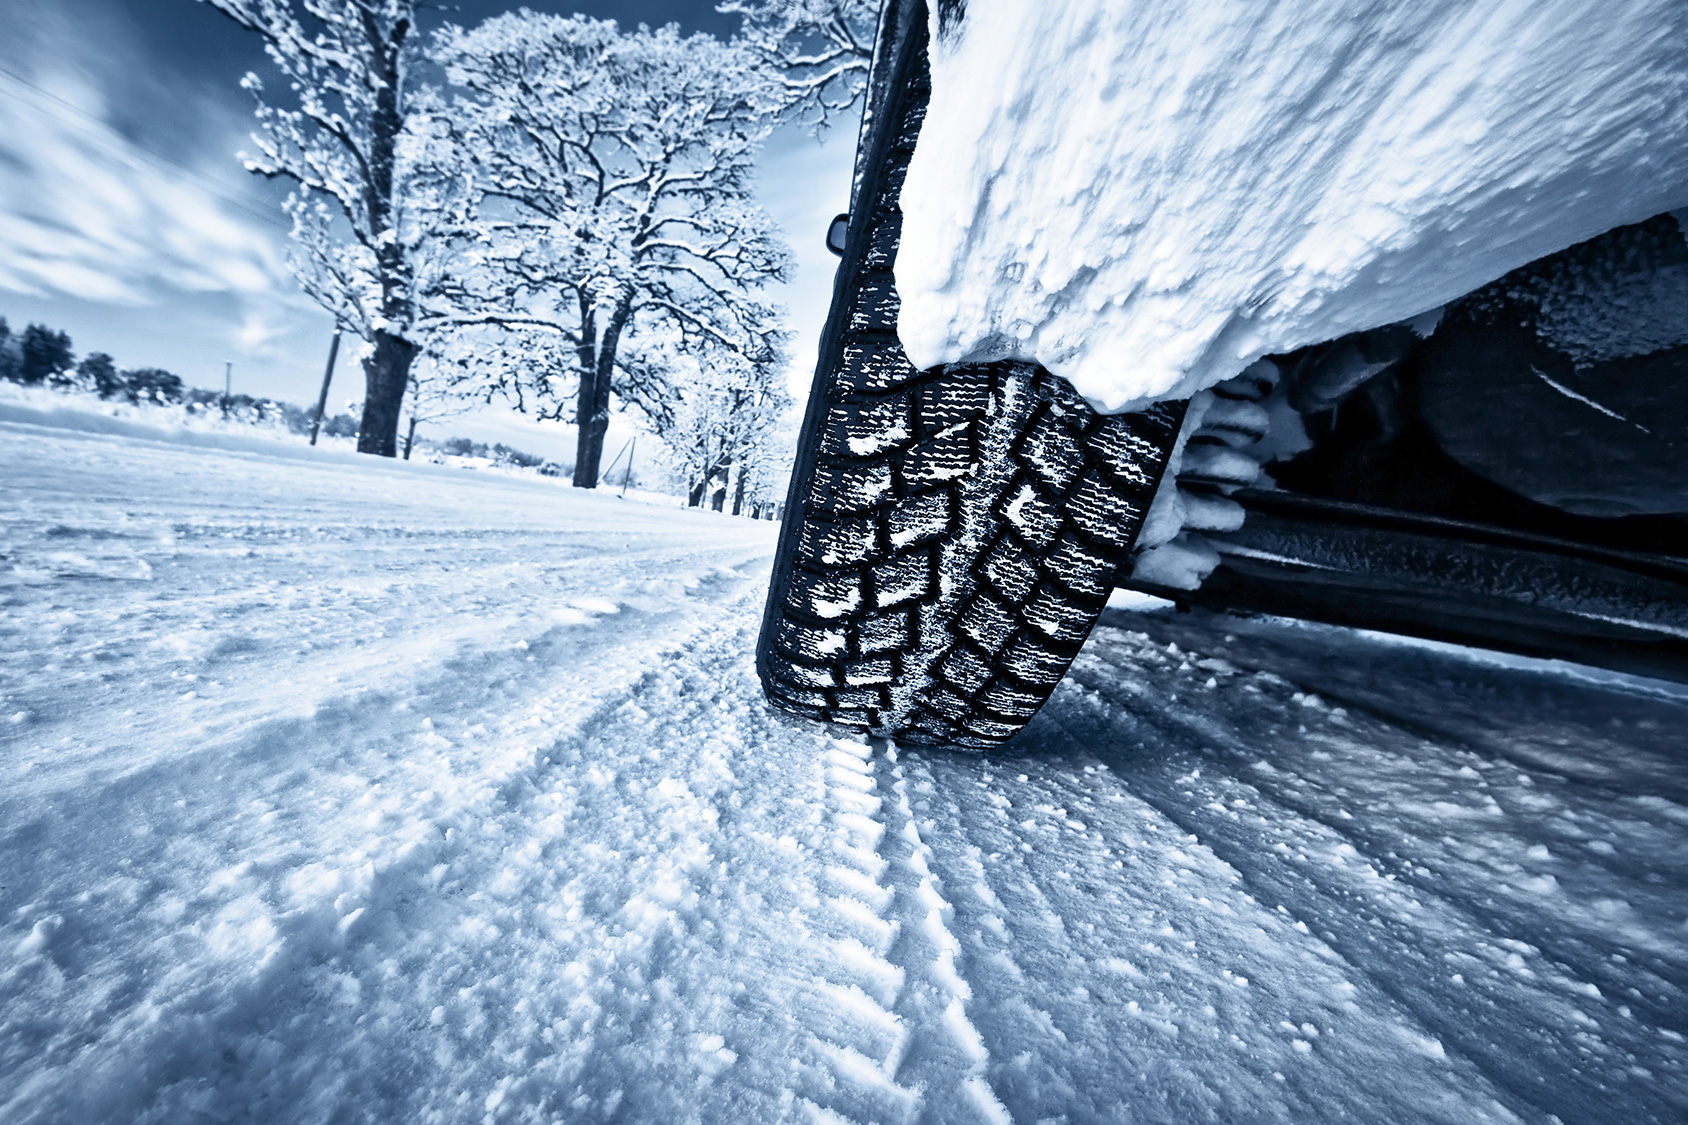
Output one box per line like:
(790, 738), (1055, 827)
(3, 417), (1687, 1123)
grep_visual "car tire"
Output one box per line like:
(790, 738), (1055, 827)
(755, 13), (1186, 748)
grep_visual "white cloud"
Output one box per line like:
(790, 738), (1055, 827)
(233, 303), (292, 354)
(0, 64), (291, 305)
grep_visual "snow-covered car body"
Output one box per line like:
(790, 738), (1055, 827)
(758, 0), (1688, 749)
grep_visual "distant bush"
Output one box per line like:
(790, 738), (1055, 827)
(176, 391), (315, 433)
(436, 436), (548, 468)
(0, 319), (19, 382)
(492, 443), (544, 468)
(440, 436), (482, 457)
(78, 353), (122, 399)
(323, 413), (360, 438)
(122, 368), (185, 405)
(280, 402), (314, 434)
(21, 324), (74, 386)
(1, 319), (75, 386)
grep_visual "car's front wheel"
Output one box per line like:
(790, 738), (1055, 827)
(756, 8), (1187, 748)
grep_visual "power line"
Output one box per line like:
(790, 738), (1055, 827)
(0, 63), (292, 232)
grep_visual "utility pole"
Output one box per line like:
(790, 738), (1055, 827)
(600, 436), (634, 492)
(620, 437), (635, 498)
(309, 327), (343, 446)
(222, 360), (233, 416)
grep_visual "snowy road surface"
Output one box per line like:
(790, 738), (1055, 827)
(3, 417), (1686, 1124)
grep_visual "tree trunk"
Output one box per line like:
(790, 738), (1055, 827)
(689, 473), (711, 508)
(572, 292), (633, 489)
(357, 329), (417, 457)
(571, 371), (610, 487)
(711, 456), (734, 513)
(731, 464), (746, 516)
(356, 11), (415, 456)
(403, 414), (418, 460)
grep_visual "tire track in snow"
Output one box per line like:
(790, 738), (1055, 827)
(301, 568), (1005, 1125)
(891, 750), (1120, 1123)
(998, 701), (1524, 1124)
(787, 737), (921, 1124)
(871, 744), (1012, 1125)
(5, 514), (777, 803)
(792, 737), (1011, 1125)
(488, 583), (1008, 1125)
(434, 603), (782, 1124)
(1051, 625), (1688, 1124)
(901, 748), (1298, 1124)
(959, 742), (1536, 1122)
(142, 564), (789, 1125)
(1093, 647), (1688, 1028)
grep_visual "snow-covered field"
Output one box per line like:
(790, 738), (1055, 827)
(3, 416), (1686, 1124)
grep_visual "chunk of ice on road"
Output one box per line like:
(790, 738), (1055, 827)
(896, 0), (1688, 412)
(14, 915), (62, 958)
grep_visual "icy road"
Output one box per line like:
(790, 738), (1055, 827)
(3, 416), (1686, 1124)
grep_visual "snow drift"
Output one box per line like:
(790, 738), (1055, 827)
(894, 0), (1688, 413)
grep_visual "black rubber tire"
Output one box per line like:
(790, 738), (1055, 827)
(756, 10), (1186, 749)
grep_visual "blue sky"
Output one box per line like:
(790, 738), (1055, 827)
(0, 0), (855, 458)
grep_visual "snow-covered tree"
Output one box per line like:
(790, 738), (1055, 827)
(399, 353), (475, 461)
(720, 0), (878, 129)
(739, 417), (796, 517)
(204, 0), (442, 457)
(653, 332), (792, 512)
(428, 14), (792, 489)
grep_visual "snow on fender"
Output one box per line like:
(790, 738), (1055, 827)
(895, 0), (1688, 414)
